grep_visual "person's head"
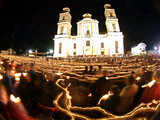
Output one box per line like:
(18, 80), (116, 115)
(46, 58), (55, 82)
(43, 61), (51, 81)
(25, 72), (32, 83)
(0, 82), (8, 104)
(110, 85), (120, 94)
(103, 70), (108, 76)
(5, 66), (15, 77)
(152, 69), (160, 83)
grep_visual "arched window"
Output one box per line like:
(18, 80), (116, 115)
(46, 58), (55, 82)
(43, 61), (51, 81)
(74, 43), (76, 49)
(59, 43), (62, 54)
(101, 51), (104, 55)
(86, 40), (90, 46)
(115, 41), (118, 53)
(101, 42), (104, 48)
(112, 24), (116, 32)
(60, 26), (64, 34)
(73, 52), (76, 56)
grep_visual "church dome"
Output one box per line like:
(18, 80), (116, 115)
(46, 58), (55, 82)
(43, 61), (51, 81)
(83, 13), (92, 18)
(104, 4), (111, 9)
(63, 7), (70, 12)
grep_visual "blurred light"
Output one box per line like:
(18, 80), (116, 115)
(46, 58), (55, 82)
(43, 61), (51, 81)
(28, 49), (33, 53)
(98, 91), (113, 105)
(154, 46), (158, 50)
(105, 77), (109, 80)
(10, 94), (21, 103)
(142, 80), (156, 88)
(22, 73), (27, 77)
(136, 76), (141, 81)
(88, 93), (92, 97)
(56, 72), (63, 76)
(49, 49), (54, 54)
(0, 74), (3, 80)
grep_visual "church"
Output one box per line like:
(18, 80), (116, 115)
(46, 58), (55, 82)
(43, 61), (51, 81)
(53, 4), (124, 57)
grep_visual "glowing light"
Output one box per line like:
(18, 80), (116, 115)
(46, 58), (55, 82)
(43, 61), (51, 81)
(66, 76), (70, 79)
(98, 91), (113, 105)
(142, 80), (156, 88)
(49, 49), (54, 54)
(56, 72), (63, 76)
(28, 49), (33, 53)
(14, 73), (21, 81)
(136, 76), (141, 81)
(14, 73), (21, 77)
(10, 94), (21, 103)
(105, 77), (109, 80)
(11, 70), (15, 74)
(0, 74), (3, 80)
(154, 46), (158, 50)
(22, 73), (27, 77)
(88, 93), (92, 97)
(0, 61), (3, 64)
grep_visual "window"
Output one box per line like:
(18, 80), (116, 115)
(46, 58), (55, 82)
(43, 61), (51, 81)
(115, 41), (118, 53)
(60, 26), (64, 34)
(86, 41), (90, 46)
(112, 24), (116, 32)
(101, 51), (104, 55)
(59, 43), (62, 54)
(101, 42), (104, 48)
(74, 43), (76, 49)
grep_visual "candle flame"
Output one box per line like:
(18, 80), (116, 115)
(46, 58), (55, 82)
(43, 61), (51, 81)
(10, 94), (21, 103)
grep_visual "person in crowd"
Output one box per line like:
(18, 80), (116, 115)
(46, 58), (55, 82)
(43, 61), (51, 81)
(0, 81), (34, 120)
(0, 82), (10, 119)
(100, 85), (120, 114)
(91, 70), (111, 104)
(139, 69), (160, 103)
(84, 66), (88, 74)
(3, 67), (16, 94)
(116, 76), (139, 114)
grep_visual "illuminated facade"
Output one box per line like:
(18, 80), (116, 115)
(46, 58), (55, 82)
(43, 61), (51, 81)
(53, 4), (124, 57)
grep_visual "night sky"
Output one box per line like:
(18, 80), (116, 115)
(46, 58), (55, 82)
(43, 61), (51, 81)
(0, 0), (160, 53)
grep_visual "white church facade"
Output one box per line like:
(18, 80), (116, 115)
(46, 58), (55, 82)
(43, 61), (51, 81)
(53, 4), (124, 57)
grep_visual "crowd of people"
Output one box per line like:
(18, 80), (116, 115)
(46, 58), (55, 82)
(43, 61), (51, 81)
(0, 55), (160, 120)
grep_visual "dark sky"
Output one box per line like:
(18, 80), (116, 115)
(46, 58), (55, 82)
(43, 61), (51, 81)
(0, 0), (160, 52)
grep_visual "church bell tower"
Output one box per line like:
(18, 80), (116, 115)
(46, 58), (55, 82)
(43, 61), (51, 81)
(57, 7), (72, 35)
(104, 4), (120, 33)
